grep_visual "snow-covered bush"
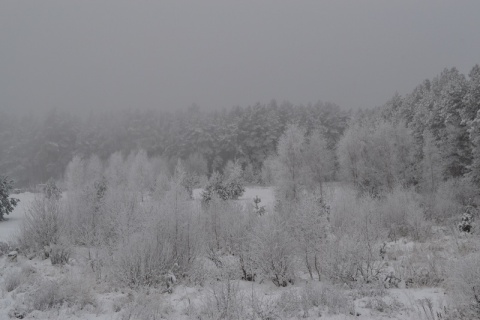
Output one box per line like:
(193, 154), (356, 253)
(18, 195), (64, 255)
(251, 216), (296, 287)
(111, 232), (175, 288)
(379, 186), (430, 241)
(49, 244), (71, 265)
(393, 246), (444, 288)
(4, 264), (37, 293)
(288, 193), (330, 280)
(198, 280), (247, 320)
(4, 269), (23, 292)
(25, 275), (95, 312)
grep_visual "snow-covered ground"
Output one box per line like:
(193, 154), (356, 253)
(0, 193), (36, 243)
(0, 189), (462, 319)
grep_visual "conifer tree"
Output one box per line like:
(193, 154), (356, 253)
(0, 176), (19, 220)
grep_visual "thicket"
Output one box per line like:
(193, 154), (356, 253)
(9, 64), (480, 318)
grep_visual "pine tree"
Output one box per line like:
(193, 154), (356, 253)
(0, 176), (19, 220)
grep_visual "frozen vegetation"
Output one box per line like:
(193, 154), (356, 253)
(1, 65), (480, 319)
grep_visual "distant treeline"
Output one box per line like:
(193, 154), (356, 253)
(0, 100), (348, 187)
(2, 64), (479, 189)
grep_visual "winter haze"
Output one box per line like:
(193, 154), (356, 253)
(3, 2), (480, 320)
(2, 0), (480, 114)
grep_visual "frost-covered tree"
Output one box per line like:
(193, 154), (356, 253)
(420, 130), (443, 193)
(337, 122), (368, 189)
(275, 123), (307, 201)
(289, 194), (330, 280)
(304, 130), (335, 198)
(105, 152), (127, 188)
(128, 150), (154, 200)
(64, 155), (85, 192)
(337, 120), (415, 194)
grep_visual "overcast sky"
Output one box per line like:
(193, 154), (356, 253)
(1, 1), (480, 114)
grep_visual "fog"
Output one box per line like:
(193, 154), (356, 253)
(1, 0), (480, 114)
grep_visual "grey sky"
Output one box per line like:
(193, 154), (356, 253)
(1, 1), (480, 114)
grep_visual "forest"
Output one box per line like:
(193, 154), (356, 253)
(0, 65), (480, 320)
(2, 65), (480, 194)
(0, 100), (348, 187)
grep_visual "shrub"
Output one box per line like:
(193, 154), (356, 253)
(393, 247), (444, 288)
(379, 186), (430, 241)
(199, 280), (247, 320)
(321, 203), (386, 284)
(4, 269), (23, 292)
(251, 217), (296, 287)
(18, 196), (64, 255)
(49, 244), (71, 265)
(3, 264), (36, 294)
(111, 232), (174, 288)
(26, 276), (95, 311)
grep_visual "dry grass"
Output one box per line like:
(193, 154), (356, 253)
(3, 263), (37, 293)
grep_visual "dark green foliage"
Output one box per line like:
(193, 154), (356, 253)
(201, 171), (245, 203)
(0, 176), (19, 220)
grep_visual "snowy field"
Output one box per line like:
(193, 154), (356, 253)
(0, 188), (461, 319)
(0, 192), (36, 243)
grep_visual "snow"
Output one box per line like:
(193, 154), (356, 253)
(0, 190), (461, 319)
(0, 193), (36, 243)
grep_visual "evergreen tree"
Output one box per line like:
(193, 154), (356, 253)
(0, 176), (19, 221)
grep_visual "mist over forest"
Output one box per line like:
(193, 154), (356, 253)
(2, 64), (480, 191)
(2, 2), (480, 320)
